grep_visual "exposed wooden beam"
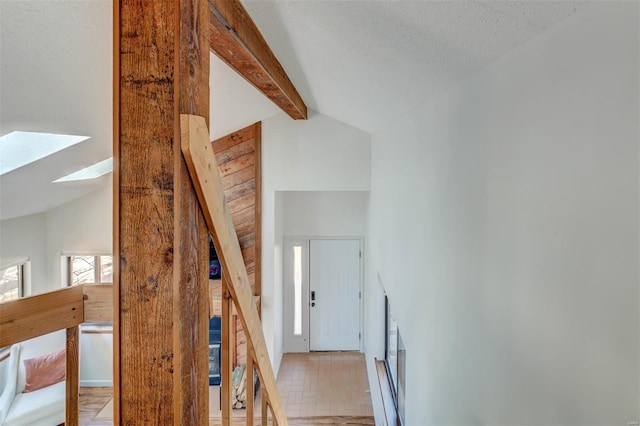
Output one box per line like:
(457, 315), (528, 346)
(0, 286), (84, 348)
(209, 0), (307, 120)
(113, 0), (210, 423)
(181, 114), (288, 425)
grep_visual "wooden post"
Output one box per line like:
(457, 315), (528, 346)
(222, 276), (234, 424)
(261, 389), (268, 426)
(270, 404), (278, 426)
(246, 345), (255, 426)
(113, 0), (210, 423)
(66, 326), (79, 426)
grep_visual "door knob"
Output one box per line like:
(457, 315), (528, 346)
(311, 302), (315, 307)
(311, 291), (316, 301)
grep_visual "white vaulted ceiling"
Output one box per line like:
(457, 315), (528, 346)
(0, 0), (590, 219)
(242, 0), (590, 133)
(0, 0), (113, 220)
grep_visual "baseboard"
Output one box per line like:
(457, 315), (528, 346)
(80, 379), (113, 387)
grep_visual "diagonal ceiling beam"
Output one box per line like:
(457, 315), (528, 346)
(209, 0), (307, 120)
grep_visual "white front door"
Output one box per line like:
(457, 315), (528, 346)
(309, 239), (361, 351)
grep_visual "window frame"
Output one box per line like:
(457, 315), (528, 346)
(64, 254), (113, 286)
(0, 260), (27, 302)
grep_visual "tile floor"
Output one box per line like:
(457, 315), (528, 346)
(79, 352), (374, 425)
(276, 352), (373, 418)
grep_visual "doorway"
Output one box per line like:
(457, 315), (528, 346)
(284, 238), (362, 352)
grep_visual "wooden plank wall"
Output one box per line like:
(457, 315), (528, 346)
(182, 114), (286, 424)
(212, 122), (261, 367)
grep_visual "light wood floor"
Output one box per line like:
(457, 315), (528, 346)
(79, 352), (374, 425)
(79, 387), (112, 426)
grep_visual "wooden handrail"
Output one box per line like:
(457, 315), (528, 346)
(0, 285), (84, 348)
(181, 114), (288, 425)
(0, 285), (88, 426)
(0, 284), (115, 348)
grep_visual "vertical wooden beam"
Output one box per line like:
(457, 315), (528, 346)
(221, 276), (234, 425)
(270, 404), (278, 426)
(112, 2), (121, 422)
(261, 389), (268, 426)
(114, 0), (209, 423)
(66, 326), (80, 426)
(232, 315), (239, 368)
(246, 345), (255, 426)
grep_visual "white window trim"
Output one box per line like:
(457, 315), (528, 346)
(0, 258), (30, 300)
(62, 253), (113, 287)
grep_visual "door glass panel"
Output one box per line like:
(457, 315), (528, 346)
(293, 246), (302, 335)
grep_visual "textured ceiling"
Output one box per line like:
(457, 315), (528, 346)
(0, 0), (113, 220)
(242, 0), (591, 133)
(0, 1), (277, 219)
(0, 0), (591, 219)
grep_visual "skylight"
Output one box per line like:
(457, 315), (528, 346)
(0, 131), (90, 175)
(53, 157), (113, 183)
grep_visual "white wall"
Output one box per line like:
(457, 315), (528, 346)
(271, 192), (285, 374)
(263, 112), (371, 192)
(0, 213), (46, 295)
(262, 111), (371, 373)
(366, 3), (639, 425)
(0, 184), (112, 294)
(0, 185), (113, 386)
(45, 183), (112, 287)
(46, 184), (113, 387)
(79, 331), (113, 387)
(283, 191), (369, 238)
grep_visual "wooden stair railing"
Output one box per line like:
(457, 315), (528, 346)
(0, 284), (113, 426)
(181, 113), (287, 426)
(0, 286), (83, 425)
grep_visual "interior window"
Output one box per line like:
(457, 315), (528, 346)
(66, 255), (113, 286)
(0, 262), (25, 302)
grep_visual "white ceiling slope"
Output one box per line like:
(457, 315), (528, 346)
(0, 0), (113, 220)
(0, 1), (276, 220)
(0, 0), (590, 220)
(242, 0), (590, 133)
